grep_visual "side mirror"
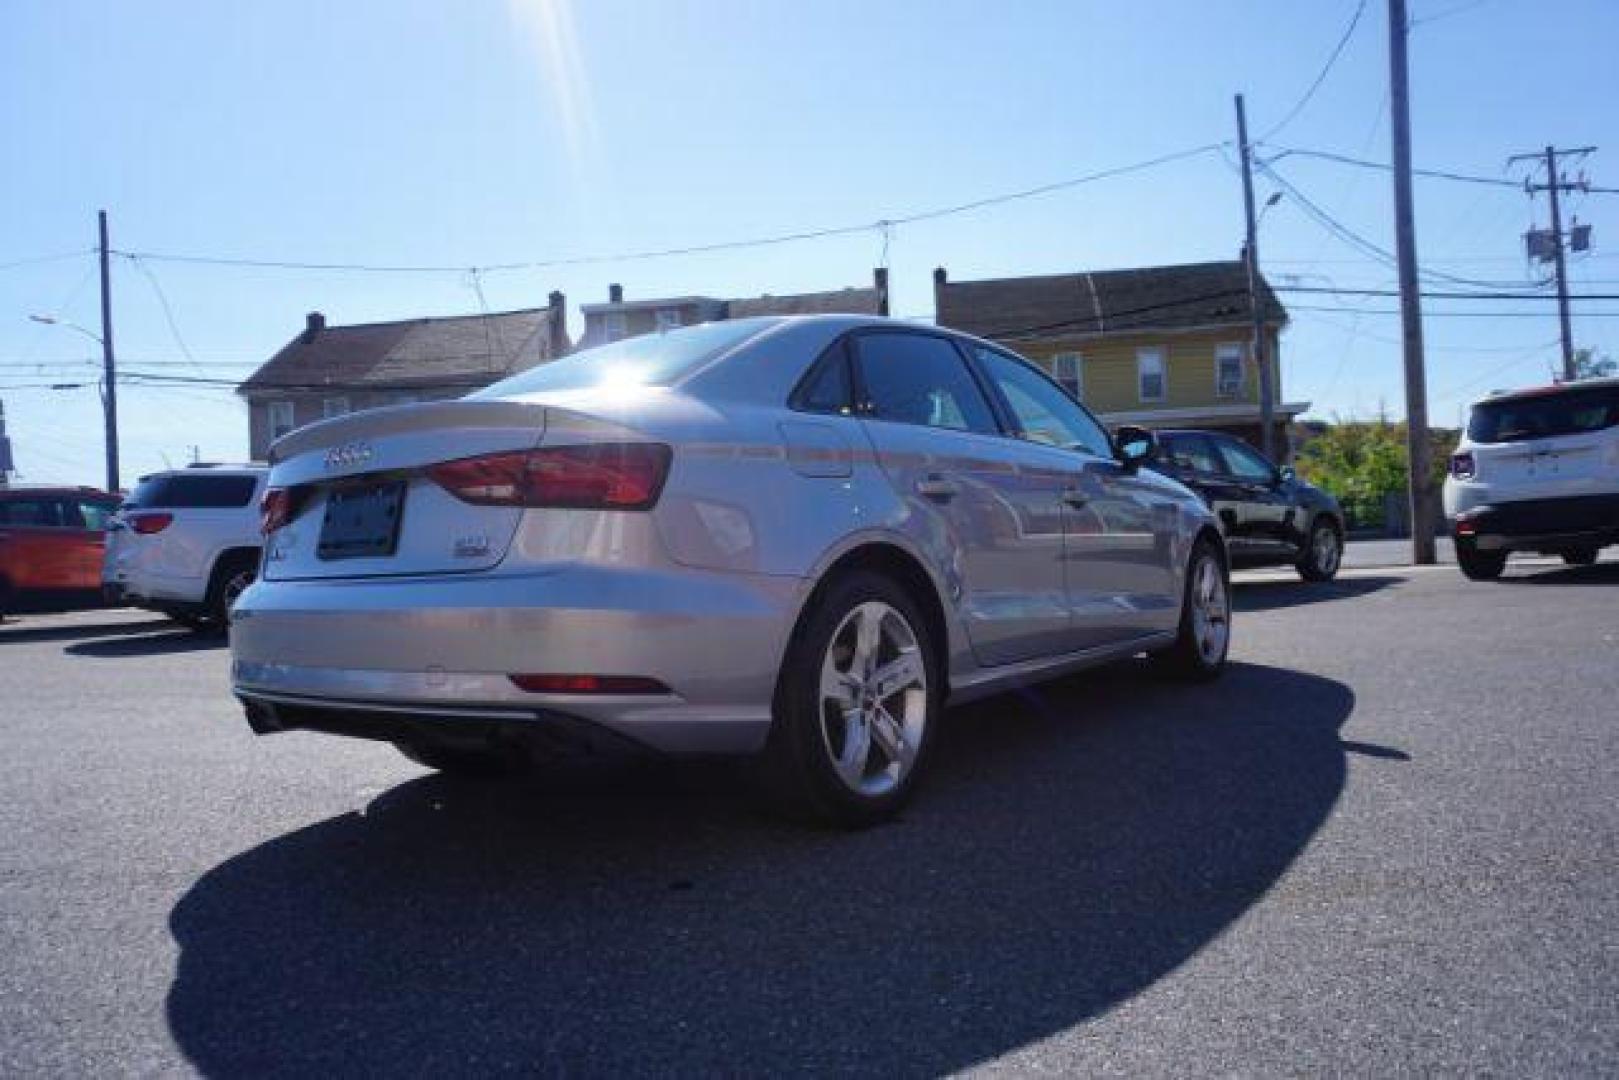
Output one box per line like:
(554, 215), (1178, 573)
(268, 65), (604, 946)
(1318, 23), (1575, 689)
(1115, 425), (1157, 469)
(1279, 464), (1296, 484)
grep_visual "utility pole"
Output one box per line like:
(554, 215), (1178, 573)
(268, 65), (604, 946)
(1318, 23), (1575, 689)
(1388, 0), (1434, 564)
(1509, 145), (1596, 381)
(1234, 93), (1277, 463)
(97, 210), (120, 494)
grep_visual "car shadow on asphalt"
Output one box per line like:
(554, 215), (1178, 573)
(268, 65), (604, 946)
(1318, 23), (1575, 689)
(64, 627), (226, 657)
(0, 615), (176, 645)
(1232, 574), (1403, 612)
(1497, 561), (1619, 586)
(165, 660), (1355, 1077)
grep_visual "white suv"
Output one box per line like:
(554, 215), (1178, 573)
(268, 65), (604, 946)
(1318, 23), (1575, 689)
(104, 464), (268, 629)
(1443, 377), (1619, 580)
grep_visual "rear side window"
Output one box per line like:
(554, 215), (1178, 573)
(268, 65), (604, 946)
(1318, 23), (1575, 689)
(126, 474), (259, 509)
(793, 343), (854, 415)
(0, 498), (68, 527)
(854, 333), (998, 435)
(1467, 386), (1619, 444)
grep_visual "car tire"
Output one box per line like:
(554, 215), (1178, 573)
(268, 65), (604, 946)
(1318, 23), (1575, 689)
(394, 739), (526, 778)
(1561, 547), (1599, 567)
(1295, 518), (1343, 582)
(203, 554), (259, 633)
(752, 570), (940, 829)
(1456, 540), (1507, 581)
(1151, 537), (1231, 682)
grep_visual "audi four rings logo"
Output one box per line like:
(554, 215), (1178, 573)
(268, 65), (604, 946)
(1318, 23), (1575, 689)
(324, 442), (373, 469)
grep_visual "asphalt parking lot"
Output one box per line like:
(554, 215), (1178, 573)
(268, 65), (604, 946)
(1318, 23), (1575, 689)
(2, 554), (1616, 1076)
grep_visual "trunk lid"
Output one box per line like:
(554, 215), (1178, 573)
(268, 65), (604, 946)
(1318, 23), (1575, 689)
(263, 400), (548, 581)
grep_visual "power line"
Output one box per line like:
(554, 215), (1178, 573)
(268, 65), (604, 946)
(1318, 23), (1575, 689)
(1286, 302), (1619, 318)
(1276, 284), (1619, 300)
(0, 249), (94, 271)
(106, 143), (1224, 275)
(1264, 146), (1522, 188)
(1258, 0), (1367, 142)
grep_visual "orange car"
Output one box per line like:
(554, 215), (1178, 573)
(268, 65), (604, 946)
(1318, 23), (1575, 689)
(0, 486), (122, 617)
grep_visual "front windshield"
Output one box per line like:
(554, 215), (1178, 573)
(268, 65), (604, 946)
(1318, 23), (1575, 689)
(470, 319), (770, 398)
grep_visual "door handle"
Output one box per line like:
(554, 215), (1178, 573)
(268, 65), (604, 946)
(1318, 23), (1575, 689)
(915, 475), (960, 501)
(1061, 487), (1090, 509)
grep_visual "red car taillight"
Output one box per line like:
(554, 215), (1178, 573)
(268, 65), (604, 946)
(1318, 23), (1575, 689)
(260, 488), (292, 535)
(129, 512), (174, 535)
(1449, 452), (1476, 480)
(428, 443), (672, 510)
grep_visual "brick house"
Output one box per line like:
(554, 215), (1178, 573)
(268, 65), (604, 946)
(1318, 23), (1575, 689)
(933, 260), (1307, 455)
(237, 293), (568, 459)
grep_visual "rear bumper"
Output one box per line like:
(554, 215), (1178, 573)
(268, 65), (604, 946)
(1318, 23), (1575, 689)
(229, 565), (803, 755)
(1453, 493), (1619, 552)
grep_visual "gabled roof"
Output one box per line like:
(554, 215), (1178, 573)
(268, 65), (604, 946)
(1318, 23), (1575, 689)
(238, 308), (561, 395)
(935, 260), (1287, 342)
(727, 287), (884, 318)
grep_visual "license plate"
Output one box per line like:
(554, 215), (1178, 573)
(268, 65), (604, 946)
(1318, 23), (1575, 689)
(318, 481), (406, 560)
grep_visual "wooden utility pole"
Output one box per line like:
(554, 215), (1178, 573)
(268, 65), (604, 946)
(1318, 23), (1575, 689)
(1509, 145), (1596, 381)
(1387, 0), (1435, 564)
(97, 210), (120, 494)
(1234, 94), (1277, 463)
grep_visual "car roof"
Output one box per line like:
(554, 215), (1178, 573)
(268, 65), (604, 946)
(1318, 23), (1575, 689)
(135, 464), (267, 480)
(1479, 375), (1619, 405)
(0, 485), (116, 498)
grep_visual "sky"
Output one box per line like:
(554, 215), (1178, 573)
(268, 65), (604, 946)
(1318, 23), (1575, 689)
(2, 0), (1616, 487)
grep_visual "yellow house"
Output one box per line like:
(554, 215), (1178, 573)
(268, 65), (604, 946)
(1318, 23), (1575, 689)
(933, 260), (1308, 455)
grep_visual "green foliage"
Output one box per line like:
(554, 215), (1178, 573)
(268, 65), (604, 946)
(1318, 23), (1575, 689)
(1572, 348), (1616, 379)
(1294, 420), (1458, 530)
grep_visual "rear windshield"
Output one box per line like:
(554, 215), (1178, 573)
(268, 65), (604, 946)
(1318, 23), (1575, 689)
(126, 473), (260, 509)
(1466, 385), (1619, 444)
(470, 320), (770, 399)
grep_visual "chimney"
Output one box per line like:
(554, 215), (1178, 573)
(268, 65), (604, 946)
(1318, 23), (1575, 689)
(302, 311), (326, 343)
(608, 283), (623, 304)
(547, 290), (569, 357)
(873, 267), (890, 317)
(932, 267), (947, 287)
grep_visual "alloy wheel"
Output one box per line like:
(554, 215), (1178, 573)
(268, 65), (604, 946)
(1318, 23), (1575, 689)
(1190, 555), (1230, 665)
(817, 601), (928, 797)
(1313, 525), (1341, 577)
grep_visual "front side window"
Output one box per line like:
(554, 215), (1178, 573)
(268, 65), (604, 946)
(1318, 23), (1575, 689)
(267, 401), (295, 441)
(323, 397), (349, 420)
(1215, 344), (1245, 398)
(78, 500), (117, 530)
(854, 333), (998, 435)
(975, 346), (1112, 458)
(1158, 432), (1223, 474)
(1050, 352), (1083, 399)
(1216, 437), (1277, 482)
(1138, 347), (1167, 402)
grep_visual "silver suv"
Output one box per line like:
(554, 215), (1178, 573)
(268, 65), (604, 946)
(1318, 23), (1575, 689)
(1444, 377), (1619, 580)
(232, 317), (1229, 825)
(105, 464), (267, 629)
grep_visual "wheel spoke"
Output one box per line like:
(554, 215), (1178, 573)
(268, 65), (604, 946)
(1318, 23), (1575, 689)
(820, 650), (859, 709)
(834, 710), (871, 783)
(868, 705), (906, 764)
(870, 650), (923, 703)
(853, 605), (882, 674)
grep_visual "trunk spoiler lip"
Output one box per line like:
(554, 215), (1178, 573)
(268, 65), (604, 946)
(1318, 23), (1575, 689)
(267, 399), (549, 466)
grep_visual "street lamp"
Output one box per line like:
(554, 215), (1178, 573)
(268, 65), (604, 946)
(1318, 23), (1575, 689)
(27, 313), (119, 492)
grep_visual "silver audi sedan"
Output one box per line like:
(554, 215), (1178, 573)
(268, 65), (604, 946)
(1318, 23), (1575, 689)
(232, 316), (1229, 826)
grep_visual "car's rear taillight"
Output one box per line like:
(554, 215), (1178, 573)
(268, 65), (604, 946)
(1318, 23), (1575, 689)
(129, 512), (173, 535)
(428, 443), (672, 510)
(260, 488), (292, 535)
(1449, 452), (1476, 480)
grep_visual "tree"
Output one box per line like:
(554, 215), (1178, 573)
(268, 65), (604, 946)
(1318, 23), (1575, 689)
(1294, 419), (1457, 531)
(1572, 348), (1616, 379)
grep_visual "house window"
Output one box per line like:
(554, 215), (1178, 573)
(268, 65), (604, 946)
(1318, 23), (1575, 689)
(1215, 343), (1245, 398)
(323, 396), (349, 419)
(655, 309), (682, 332)
(1049, 352), (1083, 399)
(1137, 347), (1166, 403)
(604, 313), (628, 341)
(267, 401), (295, 441)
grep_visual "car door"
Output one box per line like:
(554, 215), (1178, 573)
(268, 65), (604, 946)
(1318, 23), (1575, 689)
(851, 330), (1070, 665)
(0, 496), (90, 592)
(969, 345), (1181, 649)
(1210, 435), (1295, 557)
